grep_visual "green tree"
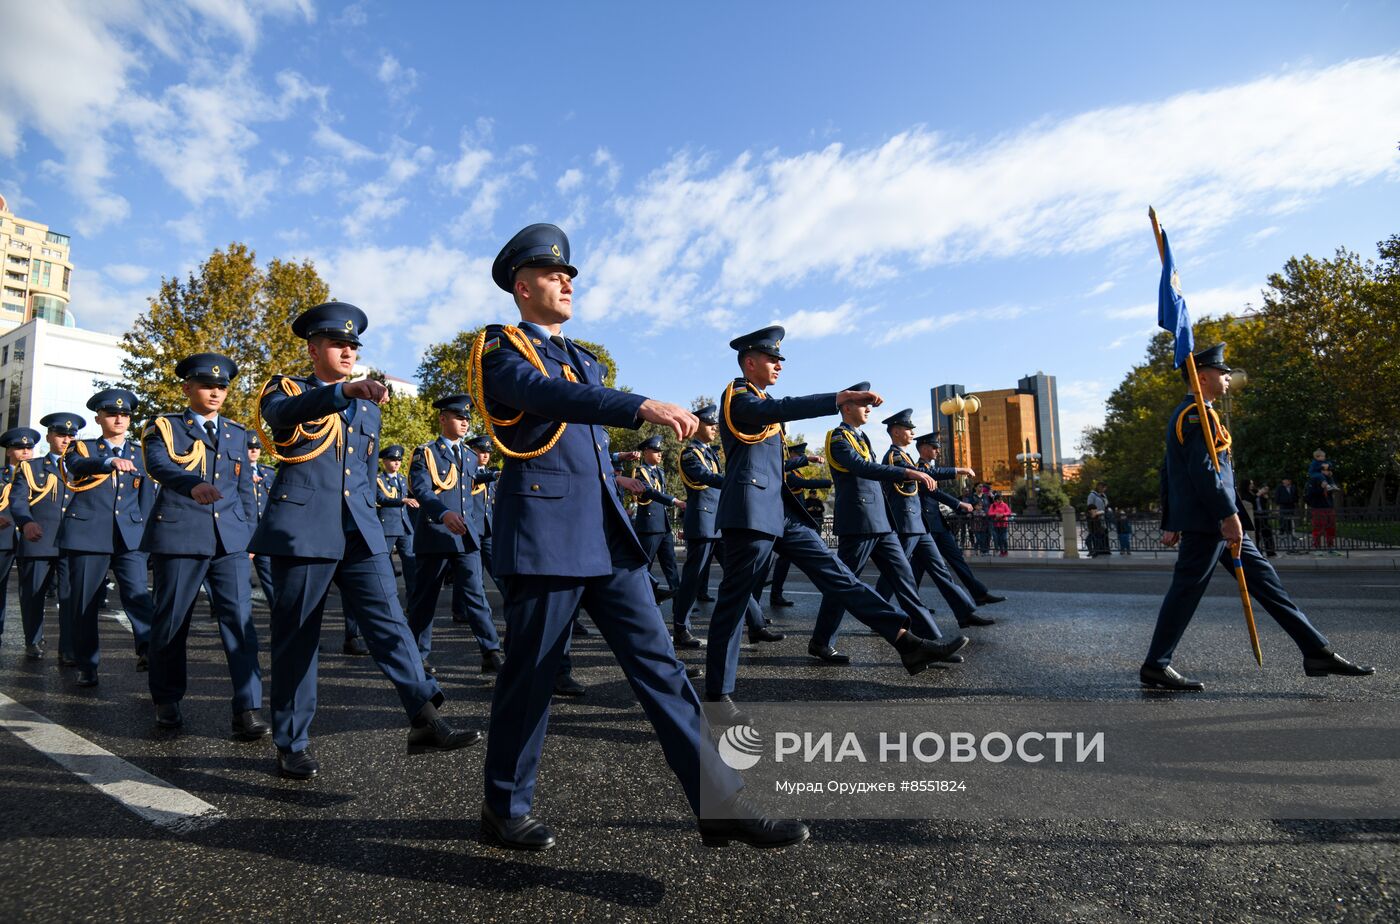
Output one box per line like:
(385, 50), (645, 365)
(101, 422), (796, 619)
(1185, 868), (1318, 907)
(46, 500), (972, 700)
(378, 391), (437, 453)
(1012, 473), (1068, 516)
(119, 243), (328, 426)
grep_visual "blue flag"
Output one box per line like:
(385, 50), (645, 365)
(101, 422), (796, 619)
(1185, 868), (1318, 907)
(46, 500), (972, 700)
(1157, 229), (1194, 368)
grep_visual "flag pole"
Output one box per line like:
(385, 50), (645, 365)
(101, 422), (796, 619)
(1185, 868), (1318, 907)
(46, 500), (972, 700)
(1148, 207), (1262, 666)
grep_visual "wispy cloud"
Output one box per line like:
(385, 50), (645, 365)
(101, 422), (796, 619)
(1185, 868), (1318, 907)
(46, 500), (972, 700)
(770, 302), (874, 340)
(1104, 282), (1260, 321)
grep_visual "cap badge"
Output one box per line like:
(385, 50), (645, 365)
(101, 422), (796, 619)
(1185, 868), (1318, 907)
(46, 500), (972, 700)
(344, 319), (354, 332)
(115, 397), (124, 408)
(211, 364), (220, 376)
(551, 244), (561, 258)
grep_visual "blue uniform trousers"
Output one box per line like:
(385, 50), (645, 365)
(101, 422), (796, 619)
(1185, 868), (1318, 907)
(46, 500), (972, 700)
(709, 521), (911, 698)
(0, 549), (14, 640)
(812, 533), (945, 651)
(252, 553), (276, 608)
(673, 539), (764, 632)
(389, 532), (417, 599)
(879, 533), (977, 623)
(484, 562), (742, 819)
(413, 552), (501, 659)
(928, 529), (990, 600)
(148, 550), (262, 711)
(638, 532), (681, 591)
(1145, 531), (1330, 668)
(19, 557), (69, 652)
(268, 530), (443, 754)
(768, 554), (792, 598)
(66, 531), (155, 671)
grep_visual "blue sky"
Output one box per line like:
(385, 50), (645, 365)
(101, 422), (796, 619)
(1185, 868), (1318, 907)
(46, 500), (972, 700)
(4, 1), (1399, 452)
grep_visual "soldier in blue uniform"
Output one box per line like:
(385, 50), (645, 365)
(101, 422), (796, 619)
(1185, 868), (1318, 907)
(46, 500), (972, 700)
(466, 434), (500, 585)
(141, 353), (267, 738)
(912, 434), (1005, 606)
(10, 413), (79, 660)
(1142, 343), (1374, 690)
(632, 434), (684, 601)
(765, 441), (832, 607)
(376, 444), (418, 601)
(671, 405), (773, 648)
(0, 428), (37, 650)
(61, 388), (155, 687)
(708, 330), (969, 713)
(245, 431), (278, 608)
(807, 393), (969, 663)
(474, 223), (804, 850)
(249, 302), (479, 779)
(407, 395), (503, 674)
(872, 409), (994, 631)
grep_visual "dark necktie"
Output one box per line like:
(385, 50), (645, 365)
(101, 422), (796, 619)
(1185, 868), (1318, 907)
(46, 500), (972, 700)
(550, 334), (582, 373)
(204, 420), (218, 448)
(452, 443), (462, 470)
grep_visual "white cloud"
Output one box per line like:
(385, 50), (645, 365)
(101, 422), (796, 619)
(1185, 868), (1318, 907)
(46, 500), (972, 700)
(556, 168), (584, 193)
(376, 52), (418, 99)
(877, 305), (1030, 345)
(587, 55), (1400, 329)
(1087, 280), (1116, 297)
(312, 122), (376, 162)
(1246, 225), (1281, 245)
(103, 263), (150, 285)
(341, 142), (434, 235)
(67, 266), (151, 333)
(440, 136), (494, 193)
(1104, 282), (1260, 321)
(769, 302), (874, 340)
(166, 212), (206, 246)
(593, 147), (621, 188)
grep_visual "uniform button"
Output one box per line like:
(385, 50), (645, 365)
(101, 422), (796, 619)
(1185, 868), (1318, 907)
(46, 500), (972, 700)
(214, 512), (220, 518)
(531, 484), (539, 491)
(344, 490), (350, 496)
(214, 473), (220, 479)
(280, 494), (287, 499)
(347, 426), (354, 433)
(348, 447), (354, 454)
(345, 468), (351, 475)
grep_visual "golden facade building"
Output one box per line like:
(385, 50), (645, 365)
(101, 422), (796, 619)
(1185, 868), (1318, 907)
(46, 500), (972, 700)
(0, 193), (74, 331)
(932, 372), (1062, 493)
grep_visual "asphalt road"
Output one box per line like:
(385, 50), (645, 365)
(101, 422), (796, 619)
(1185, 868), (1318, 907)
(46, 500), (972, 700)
(1, 566), (1397, 923)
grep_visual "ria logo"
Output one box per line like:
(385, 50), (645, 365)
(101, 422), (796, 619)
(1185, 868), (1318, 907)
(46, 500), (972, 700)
(718, 724), (764, 770)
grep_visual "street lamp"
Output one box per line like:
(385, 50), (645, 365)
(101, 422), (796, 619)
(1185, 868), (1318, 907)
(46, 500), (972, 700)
(938, 393), (980, 492)
(1016, 438), (1042, 515)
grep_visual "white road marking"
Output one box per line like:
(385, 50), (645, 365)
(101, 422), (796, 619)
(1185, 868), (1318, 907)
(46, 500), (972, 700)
(0, 693), (223, 832)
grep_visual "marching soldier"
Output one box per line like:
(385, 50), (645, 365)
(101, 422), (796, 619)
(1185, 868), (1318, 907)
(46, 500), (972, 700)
(406, 395), (504, 674)
(808, 393), (968, 663)
(10, 414), (79, 660)
(913, 434), (1006, 606)
(474, 223), (803, 850)
(246, 431), (277, 607)
(249, 301), (479, 780)
(61, 388), (156, 687)
(466, 434), (499, 586)
(376, 444), (418, 601)
(872, 410), (994, 631)
(708, 330), (967, 716)
(141, 353), (267, 738)
(1142, 342), (1373, 689)
(672, 405), (773, 648)
(0, 428), (35, 649)
(765, 441), (832, 607)
(632, 434), (684, 599)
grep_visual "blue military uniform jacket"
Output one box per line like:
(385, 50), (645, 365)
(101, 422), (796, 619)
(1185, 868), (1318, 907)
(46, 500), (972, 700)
(915, 460), (963, 535)
(468, 468), (497, 539)
(476, 321), (646, 577)
(251, 462), (275, 519)
(633, 461), (679, 535)
(376, 470), (414, 538)
(9, 454), (74, 557)
(61, 437), (154, 553)
(1159, 395), (1239, 534)
(409, 436), (488, 555)
(716, 377), (837, 536)
(0, 466), (16, 552)
(881, 445), (953, 536)
(825, 423), (911, 536)
(680, 439), (725, 541)
(141, 411), (258, 556)
(247, 375), (386, 558)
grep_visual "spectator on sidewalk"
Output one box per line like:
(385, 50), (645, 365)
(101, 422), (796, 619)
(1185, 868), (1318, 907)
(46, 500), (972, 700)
(988, 493), (1012, 556)
(1275, 478), (1300, 552)
(971, 502), (990, 555)
(1085, 505), (1110, 557)
(1086, 482), (1110, 556)
(1115, 507), (1133, 555)
(1306, 463), (1340, 556)
(1247, 480), (1277, 558)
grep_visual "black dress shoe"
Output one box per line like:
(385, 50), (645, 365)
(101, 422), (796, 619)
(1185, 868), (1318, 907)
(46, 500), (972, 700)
(958, 612), (996, 627)
(553, 673), (586, 697)
(704, 695), (752, 727)
(943, 653), (965, 664)
(674, 628), (705, 649)
(974, 593), (1007, 605)
(654, 586), (675, 603)
(278, 749), (319, 780)
(770, 596), (796, 608)
(481, 804), (556, 850)
(1303, 649), (1375, 677)
(696, 593), (715, 603)
(895, 633), (970, 676)
(232, 710), (271, 741)
(571, 621), (593, 637)
(342, 636), (370, 656)
(407, 718), (482, 754)
(135, 654), (149, 672)
(25, 644), (44, 660)
(76, 669), (99, 687)
(1139, 664), (1205, 691)
(807, 641), (850, 664)
(700, 795), (809, 849)
(155, 702), (183, 729)
(749, 626), (785, 643)
(421, 659), (437, 676)
(685, 664), (704, 680)
(482, 650), (505, 674)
